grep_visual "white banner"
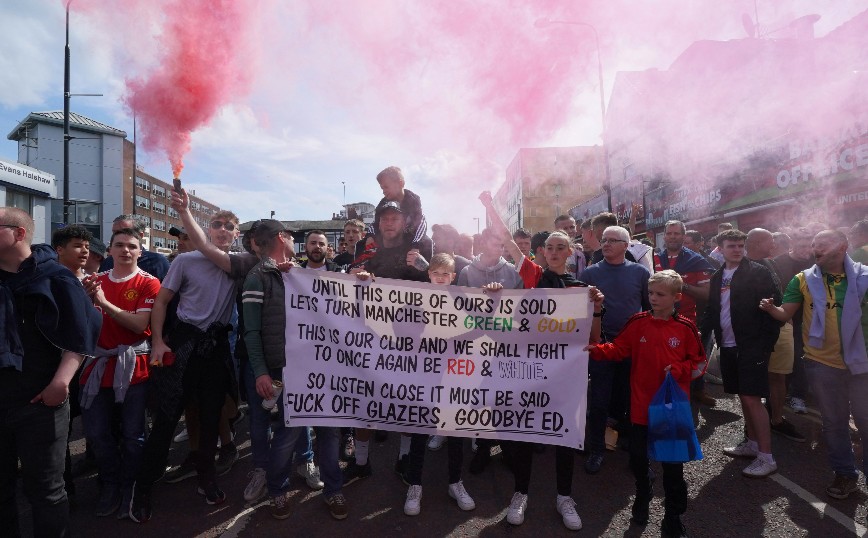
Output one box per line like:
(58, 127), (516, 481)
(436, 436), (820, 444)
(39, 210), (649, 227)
(282, 268), (591, 449)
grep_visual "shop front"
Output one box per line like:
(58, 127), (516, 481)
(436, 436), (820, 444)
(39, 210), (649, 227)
(0, 158), (57, 244)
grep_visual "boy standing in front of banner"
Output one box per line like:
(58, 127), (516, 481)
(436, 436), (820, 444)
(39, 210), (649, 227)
(401, 253), (476, 517)
(587, 270), (705, 538)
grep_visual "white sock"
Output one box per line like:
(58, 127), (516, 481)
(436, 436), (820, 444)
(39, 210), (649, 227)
(746, 439), (759, 452)
(355, 440), (370, 465)
(757, 451), (775, 464)
(399, 434), (412, 457)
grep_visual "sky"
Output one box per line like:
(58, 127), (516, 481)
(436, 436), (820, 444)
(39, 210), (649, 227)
(0, 0), (865, 234)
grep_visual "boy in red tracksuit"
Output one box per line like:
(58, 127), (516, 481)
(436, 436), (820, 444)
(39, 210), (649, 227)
(586, 269), (704, 538)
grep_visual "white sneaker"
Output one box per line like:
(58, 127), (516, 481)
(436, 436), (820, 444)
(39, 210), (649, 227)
(243, 468), (267, 502)
(506, 492), (528, 525)
(723, 439), (758, 458)
(404, 485), (422, 516)
(788, 397), (808, 414)
(742, 457), (777, 478)
(471, 438), (478, 453)
(448, 481), (476, 511)
(557, 496), (582, 531)
(427, 435), (445, 451)
(173, 428), (189, 443)
(297, 461), (324, 490)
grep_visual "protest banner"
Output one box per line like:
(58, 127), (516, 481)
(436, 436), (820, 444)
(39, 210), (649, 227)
(282, 268), (592, 449)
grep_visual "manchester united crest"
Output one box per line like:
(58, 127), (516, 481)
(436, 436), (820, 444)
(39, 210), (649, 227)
(668, 337), (681, 348)
(124, 289), (139, 302)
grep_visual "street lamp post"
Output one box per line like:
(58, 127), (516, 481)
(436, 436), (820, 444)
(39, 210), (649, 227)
(535, 17), (612, 210)
(473, 217), (480, 234)
(63, 1), (102, 224)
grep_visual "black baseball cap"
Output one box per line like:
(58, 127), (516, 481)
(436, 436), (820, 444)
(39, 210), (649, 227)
(376, 200), (404, 216)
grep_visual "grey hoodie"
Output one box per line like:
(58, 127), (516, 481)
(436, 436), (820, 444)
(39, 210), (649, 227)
(457, 255), (524, 289)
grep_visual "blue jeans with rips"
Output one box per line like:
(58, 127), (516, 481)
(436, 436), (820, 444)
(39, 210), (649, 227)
(805, 359), (868, 478)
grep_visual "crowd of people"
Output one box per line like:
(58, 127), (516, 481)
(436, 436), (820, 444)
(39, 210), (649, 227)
(1, 165), (867, 538)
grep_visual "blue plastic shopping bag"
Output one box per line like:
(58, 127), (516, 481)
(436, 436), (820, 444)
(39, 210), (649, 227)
(647, 372), (703, 463)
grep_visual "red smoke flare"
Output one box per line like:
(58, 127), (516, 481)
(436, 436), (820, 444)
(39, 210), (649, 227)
(123, 0), (256, 177)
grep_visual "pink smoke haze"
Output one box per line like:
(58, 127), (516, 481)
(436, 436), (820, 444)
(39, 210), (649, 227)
(67, 1), (864, 228)
(72, 0), (259, 177)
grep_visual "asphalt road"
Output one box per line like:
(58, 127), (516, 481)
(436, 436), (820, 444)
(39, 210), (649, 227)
(16, 382), (868, 537)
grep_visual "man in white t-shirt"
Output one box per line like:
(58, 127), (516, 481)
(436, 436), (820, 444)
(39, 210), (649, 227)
(701, 229), (782, 479)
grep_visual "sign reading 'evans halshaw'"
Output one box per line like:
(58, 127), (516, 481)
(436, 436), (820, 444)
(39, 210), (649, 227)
(282, 268), (592, 449)
(0, 158), (56, 197)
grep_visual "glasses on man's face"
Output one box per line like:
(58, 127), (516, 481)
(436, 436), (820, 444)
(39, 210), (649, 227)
(600, 238), (627, 245)
(210, 220), (237, 232)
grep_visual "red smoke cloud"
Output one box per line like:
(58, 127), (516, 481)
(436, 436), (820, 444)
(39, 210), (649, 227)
(73, 0), (259, 178)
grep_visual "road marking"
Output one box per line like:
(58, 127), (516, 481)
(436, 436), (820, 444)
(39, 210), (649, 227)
(771, 473), (867, 537)
(219, 500), (269, 538)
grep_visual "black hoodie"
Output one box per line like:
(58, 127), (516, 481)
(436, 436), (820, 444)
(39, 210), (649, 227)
(0, 244), (101, 407)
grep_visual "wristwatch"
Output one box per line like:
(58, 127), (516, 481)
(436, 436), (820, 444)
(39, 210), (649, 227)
(593, 306), (606, 318)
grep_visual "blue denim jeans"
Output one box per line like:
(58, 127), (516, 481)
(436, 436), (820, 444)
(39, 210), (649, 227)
(266, 403), (342, 497)
(81, 382), (148, 491)
(242, 362), (270, 470)
(0, 400), (70, 538)
(805, 359), (868, 477)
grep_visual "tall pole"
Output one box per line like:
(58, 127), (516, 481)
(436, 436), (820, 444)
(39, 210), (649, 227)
(131, 114), (137, 217)
(536, 18), (612, 209)
(63, 2), (71, 224)
(342, 181), (346, 210)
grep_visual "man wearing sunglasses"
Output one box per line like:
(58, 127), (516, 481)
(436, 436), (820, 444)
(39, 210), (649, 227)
(129, 198), (258, 522)
(100, 215), (170, 281)
(0, 208), (101, 537)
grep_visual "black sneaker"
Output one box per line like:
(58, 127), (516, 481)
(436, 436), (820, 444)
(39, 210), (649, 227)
(128, 484), (152, 524)
(197, 482), (227, 505)
(770, 417), (806, 443)
(216, 443), (239, 476)
(661, 515), (688, 538)
(164, 452), (199, 483)
(342, 459), (372, 486)
(584, 452), (604, 475)
(95, 484), (122, 517)
(469, 448), (490, 475)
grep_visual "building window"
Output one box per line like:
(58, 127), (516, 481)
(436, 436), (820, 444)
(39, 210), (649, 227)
(153, 185), (166, 197)
(135, 195), (150, 209)
(153, 202), (165, 214)
(167, 239), (178, 250)
(152, 237), (166, 248)
(135, 176), (150, 190)
(6, 188), (32, 214)
(167, 208), (179, 218)
(51, 199), (100, 238)
(153, 219), (166, 231)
